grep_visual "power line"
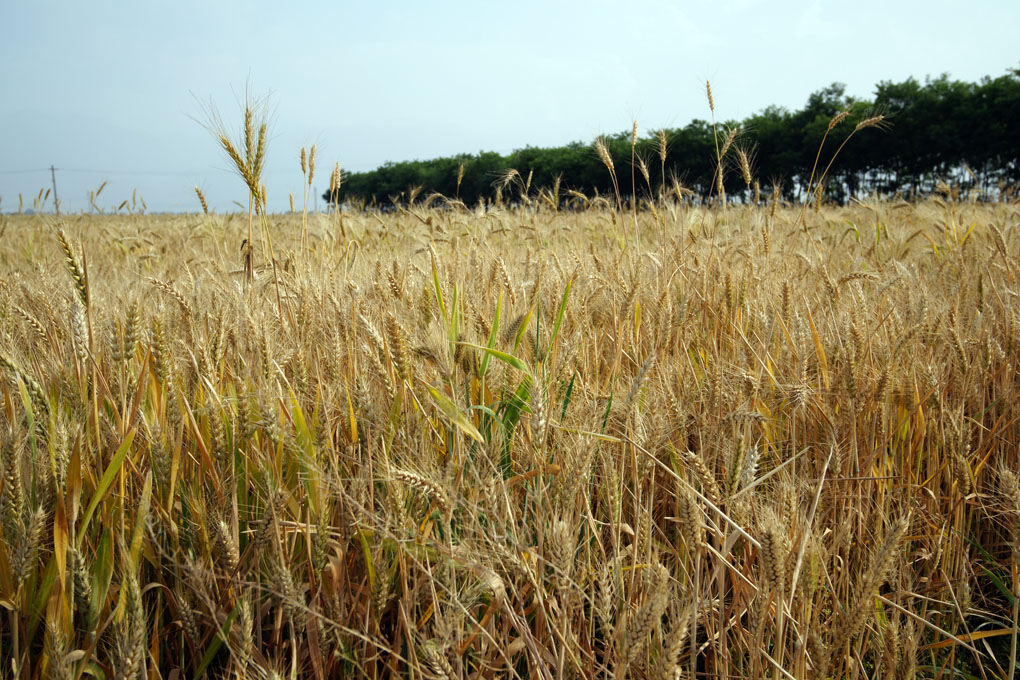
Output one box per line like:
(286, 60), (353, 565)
(0, 167), (194, 176)
(0, 167), (311, 176)
(63, 169), (211, 176)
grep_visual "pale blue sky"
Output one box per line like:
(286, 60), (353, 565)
(1, 0), (1017, 213)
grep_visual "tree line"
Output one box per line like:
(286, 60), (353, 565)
(325, 66), (1020, 208)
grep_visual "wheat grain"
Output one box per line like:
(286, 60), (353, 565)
(622, 563), (670, 670)
(194, 186), (209, 214)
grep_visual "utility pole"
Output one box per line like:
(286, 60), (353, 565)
(50, 165), (60, 215)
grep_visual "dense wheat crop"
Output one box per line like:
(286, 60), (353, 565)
(1, 193), (1019, 678)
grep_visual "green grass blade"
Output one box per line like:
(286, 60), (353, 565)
(461, 342), (530, 374)
(560, 371), (576, 422)
(547, 277), (572, 356)
(479, 291), (502, 378)
(78, 428), (136, 543)
(88, 528), (114, 630)
(424, 383), (484, 443)
(192, 605), (239, 680)
(512, 306), (534, 354)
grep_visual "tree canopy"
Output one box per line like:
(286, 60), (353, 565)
(325, 67), (1020, 208)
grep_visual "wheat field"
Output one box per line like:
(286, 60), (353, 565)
(1, 190), (1019, 679)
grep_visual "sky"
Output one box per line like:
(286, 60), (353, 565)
(1, 0), (1018, 214)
